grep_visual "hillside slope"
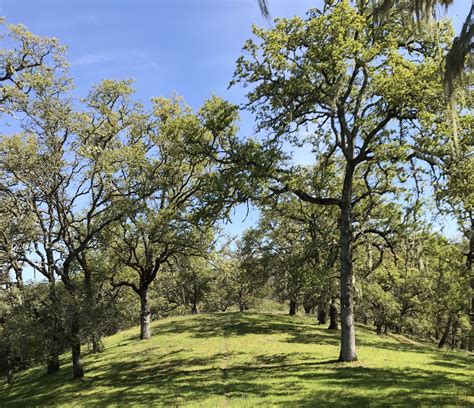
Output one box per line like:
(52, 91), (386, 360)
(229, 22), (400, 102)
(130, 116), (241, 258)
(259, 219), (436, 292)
(1, 312), (472, 407)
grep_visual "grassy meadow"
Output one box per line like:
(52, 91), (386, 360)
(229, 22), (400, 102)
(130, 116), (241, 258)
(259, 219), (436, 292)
(1, 312), (472, 407)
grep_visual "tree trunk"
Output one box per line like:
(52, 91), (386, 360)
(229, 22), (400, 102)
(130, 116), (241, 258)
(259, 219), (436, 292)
(46, 354), (60, 374)
(71, 342), (83, 379)
(303, 303), (312, 315)
(191, 303), (198, 314)
(468, 215), (474, 355)
(451, 319), (458, 350)
(71, 315), (84, 379)
(376, 323), (383, 335)
(317, 304), (327, 325)
(6, 355), (13, 385)
(91, 335), (103, 353)
(46, 323), (61, 374)
(338, 165), (357, 362)
(46, 282), (61, 374)
(82, 257), (103, 353)
(438, 315), (452, 348)
(289, 299), (297, 316)
(328, 298), (338, 330)
(238, 291), (245, 312)
(140, 288), (151, 340)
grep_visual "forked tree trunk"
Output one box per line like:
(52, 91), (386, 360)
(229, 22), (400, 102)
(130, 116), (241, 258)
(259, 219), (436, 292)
(289, 299), (297, 316)
(338, 165), (357, 362)
(328, 298), (338, 330)
(140, 288), (151, 340)
(303, 303), (313, 314)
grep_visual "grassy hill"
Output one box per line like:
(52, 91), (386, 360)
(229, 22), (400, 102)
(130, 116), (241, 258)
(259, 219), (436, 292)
(1, 312), (472, 407)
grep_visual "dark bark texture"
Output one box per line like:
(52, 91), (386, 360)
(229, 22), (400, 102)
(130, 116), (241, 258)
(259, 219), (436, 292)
(289, 299), (297, 316)
(317, 304), (327, 325)
(328, 298), (338, 330)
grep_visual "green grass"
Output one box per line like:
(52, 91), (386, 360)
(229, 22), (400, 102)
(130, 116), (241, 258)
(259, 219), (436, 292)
(1, 312), (472, 407)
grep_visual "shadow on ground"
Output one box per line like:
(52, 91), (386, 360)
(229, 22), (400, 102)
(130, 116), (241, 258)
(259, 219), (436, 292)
(1, 312), (472, 407)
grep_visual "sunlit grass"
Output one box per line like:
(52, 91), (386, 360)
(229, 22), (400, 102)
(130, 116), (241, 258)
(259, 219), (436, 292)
(1, 312), (472, 407)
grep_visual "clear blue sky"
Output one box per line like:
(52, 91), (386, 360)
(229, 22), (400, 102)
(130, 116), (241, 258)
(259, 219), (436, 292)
(1, 0), (470, 241)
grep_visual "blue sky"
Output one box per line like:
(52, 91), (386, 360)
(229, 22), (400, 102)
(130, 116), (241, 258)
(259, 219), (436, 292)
(1, 0), (471, 241)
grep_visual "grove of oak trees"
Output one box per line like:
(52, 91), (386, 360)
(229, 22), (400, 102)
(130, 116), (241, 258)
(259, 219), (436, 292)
(0, 1), (472, 381)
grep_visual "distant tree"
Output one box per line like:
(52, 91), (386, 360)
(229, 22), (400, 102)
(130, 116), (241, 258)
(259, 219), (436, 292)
(0, 77), (157, 378)
(107, 95), (239, 339)
(205, 250), (240, 312)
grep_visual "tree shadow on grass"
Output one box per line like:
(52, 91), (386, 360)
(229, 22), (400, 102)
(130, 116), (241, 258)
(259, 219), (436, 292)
(295, 364), (472, 407)
(3, 354), (471, 407)
(147, 312), (341, 348)
(1, 312), (472, 407)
